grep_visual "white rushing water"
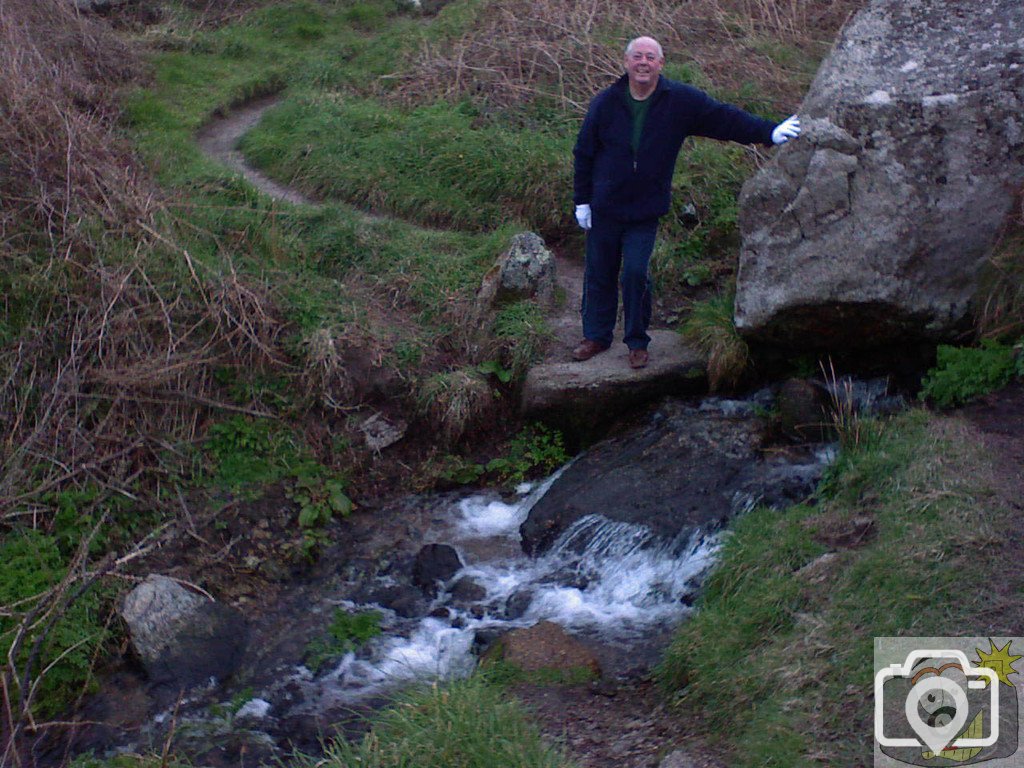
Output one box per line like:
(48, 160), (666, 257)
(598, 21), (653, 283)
(292, 475), (720, 710)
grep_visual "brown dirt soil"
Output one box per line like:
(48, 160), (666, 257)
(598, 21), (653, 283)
(512, 678), (723, 768)
(951, 382), (1024, 635)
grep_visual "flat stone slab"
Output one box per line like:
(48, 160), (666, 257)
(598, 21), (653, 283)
(521, 330), (707, 424)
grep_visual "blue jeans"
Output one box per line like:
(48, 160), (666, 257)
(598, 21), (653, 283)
(581, 216), (658, 350)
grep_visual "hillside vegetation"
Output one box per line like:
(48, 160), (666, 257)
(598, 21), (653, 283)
(1, 0), (903, 763)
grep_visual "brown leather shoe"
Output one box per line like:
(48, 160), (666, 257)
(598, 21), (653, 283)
(628, 349), (649, 369)
(572, 339), (609, 361)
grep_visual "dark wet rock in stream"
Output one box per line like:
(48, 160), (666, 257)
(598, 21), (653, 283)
(775, 378), (833, 442)
(412, 543), (464, 595)
(363, 584), (427, 618)
(504, 588), (535, 620)
(449, 576), (488, 605)
(521, 398), (828, 556)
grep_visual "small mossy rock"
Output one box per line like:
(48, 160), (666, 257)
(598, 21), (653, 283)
(411, 544), (463, 596)
(497, 232), (555, 305)
(482, 621), (601, 680)
(476, 232), (556, 311)
(371, 584), (427, 618)
(121, 575), (247, 688)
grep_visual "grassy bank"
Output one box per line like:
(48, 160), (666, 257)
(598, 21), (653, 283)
(657, 408), (1016, 765)
(302, 676), (573, 768)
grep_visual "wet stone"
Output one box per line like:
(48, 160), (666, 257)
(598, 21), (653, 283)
(412, 543), (463, 596)
(449, 577), (487, 605)
(505, 589), (534, 620)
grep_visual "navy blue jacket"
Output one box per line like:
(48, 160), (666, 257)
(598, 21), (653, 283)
(573, 74), (777, 223)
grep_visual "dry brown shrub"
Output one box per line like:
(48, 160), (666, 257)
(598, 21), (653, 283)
(0, 0), (294, 502)
(0, 0), (147, 252)
(417, 367), (495, 443)
(390, 0), (862, 116)
(0, 3), (298, 755)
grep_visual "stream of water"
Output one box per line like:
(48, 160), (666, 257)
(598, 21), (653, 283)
(73, 385), (906, 764)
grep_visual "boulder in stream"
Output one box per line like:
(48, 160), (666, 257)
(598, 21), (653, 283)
(520, 400), (767, 556)
(411, 543), (463, 596)
(520, 398), (830, 556)
(120, 574), (247, 688)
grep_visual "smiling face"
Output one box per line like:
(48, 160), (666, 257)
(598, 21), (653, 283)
(624, 37), (664, 97)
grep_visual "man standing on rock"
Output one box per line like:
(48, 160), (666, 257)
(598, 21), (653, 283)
(572, 36), (801, 369)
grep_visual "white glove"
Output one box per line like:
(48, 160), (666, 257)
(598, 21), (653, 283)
(575, 204), (592, 230)
(771, 115), (801, 145)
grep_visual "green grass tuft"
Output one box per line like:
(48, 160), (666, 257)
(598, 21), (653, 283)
(300, 675), (572, 768)
(680, 291), (748, 391)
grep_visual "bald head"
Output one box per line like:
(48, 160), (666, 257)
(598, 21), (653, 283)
(625, 37), (664, 60)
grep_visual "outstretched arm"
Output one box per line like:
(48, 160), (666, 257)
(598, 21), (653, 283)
(689, 89), (784, 146)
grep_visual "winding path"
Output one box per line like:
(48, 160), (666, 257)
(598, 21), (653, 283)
(196, 95), (313, 206)
(195, 97), (708, 425)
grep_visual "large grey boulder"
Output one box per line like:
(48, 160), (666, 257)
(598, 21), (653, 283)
(121, 575), (247, 688)
(735, 0), (1024, 348)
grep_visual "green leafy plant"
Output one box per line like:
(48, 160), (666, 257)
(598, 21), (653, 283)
(289, 469), (353, 529)
(436, 455), (486, 486)
(476, 359), (513, 384)
(918, 340), (1018, 408)
(286, 465), (353, 560)
(0, 529), (112, 719)
(681, 262), (713, 287)
(486, 424), (568, 485)
(305, 608), (383, 673)
(205, 415), (293, 489)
